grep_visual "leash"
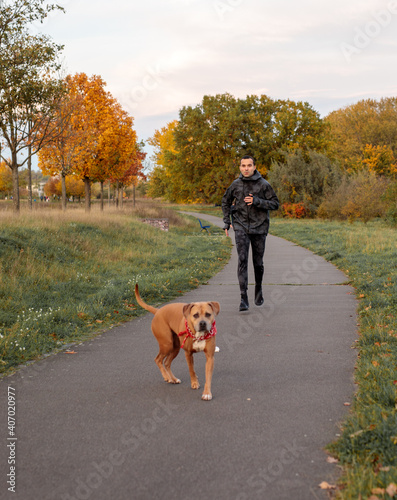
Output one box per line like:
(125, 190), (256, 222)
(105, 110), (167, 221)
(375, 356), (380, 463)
(178, 320), (217, 348)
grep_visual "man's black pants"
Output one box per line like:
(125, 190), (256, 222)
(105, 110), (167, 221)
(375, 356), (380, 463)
(234, 230), (267, 294)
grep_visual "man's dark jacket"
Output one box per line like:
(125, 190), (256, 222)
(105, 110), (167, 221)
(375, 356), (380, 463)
(222, 170), (279, 235)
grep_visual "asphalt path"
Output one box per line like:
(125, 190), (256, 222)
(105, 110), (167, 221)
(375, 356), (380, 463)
(0, 213), (357, 500)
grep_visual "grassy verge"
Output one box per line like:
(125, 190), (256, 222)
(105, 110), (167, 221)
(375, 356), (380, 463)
(271, 218), (397, 499)
(0, 203), (231, 375)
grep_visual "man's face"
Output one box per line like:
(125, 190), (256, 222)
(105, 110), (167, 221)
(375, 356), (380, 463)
(240, 159), (256, 178)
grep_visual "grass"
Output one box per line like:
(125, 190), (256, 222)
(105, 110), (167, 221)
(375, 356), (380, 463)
(0, 202), (231, 375)
(270, 218), (397, 499)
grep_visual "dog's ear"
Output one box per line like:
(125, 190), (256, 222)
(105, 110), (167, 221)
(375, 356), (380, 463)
(183, 303), (194, 318)
(209, 302), (220, 316)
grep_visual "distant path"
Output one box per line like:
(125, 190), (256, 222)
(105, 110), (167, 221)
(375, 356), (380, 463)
(0, 213), (357, 500)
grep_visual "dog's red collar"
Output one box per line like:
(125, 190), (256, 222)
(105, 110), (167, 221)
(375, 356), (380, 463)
(178, 320), (217, 348)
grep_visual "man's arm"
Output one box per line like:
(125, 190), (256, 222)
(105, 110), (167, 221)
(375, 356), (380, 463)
(221, 186), (233, 236)
(252, 183), (279, 211)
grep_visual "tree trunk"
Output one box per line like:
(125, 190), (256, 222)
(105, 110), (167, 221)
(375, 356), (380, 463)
(12, 166), (20, 212)
(84, 177), (91, 212)
(115, 181), (119, 208)
(120, 186), (123, 208)
(61, 174), (67, 211)
(108, 181), (111, 207)
(11, 148), (20, 212)
(28, 146), (33, 210)
(100, 181), (104, 211)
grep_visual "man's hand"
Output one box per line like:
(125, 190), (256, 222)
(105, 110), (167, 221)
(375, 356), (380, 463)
(244, 193), (254, 206)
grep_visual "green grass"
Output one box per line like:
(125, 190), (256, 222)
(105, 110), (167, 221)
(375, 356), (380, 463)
(0, 203), (231, 375)
(271, 218), (397, 499)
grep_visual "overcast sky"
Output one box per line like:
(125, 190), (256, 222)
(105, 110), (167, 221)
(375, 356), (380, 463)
(35, 0), (397, 160)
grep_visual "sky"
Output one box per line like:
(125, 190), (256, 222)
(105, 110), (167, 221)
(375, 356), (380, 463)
(31, 0), (397, 163)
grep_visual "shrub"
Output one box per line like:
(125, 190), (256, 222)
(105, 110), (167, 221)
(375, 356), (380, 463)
(268, 149), (342, 215)
(281, 202), (308, 218)
(383, 181), (397, 225)
(318, 170), (390, 222)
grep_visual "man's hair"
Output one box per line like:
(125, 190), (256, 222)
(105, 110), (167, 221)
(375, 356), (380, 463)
(240, 155), (255, 165)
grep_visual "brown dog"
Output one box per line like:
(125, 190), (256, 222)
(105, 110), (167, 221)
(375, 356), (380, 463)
(135, 284), (220, 401)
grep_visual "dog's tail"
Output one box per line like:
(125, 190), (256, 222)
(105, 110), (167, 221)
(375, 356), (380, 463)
(135, 284), (158, 315)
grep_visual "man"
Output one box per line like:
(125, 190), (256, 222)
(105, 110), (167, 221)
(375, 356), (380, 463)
(222, 155), (279, 311)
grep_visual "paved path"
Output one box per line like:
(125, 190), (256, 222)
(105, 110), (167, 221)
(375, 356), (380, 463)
(0, 213), (357, 500)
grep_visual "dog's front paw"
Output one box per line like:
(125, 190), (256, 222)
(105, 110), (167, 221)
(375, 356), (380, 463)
(202, 393), (212, 401)
(167, 378), (181, 384)
(191, 380), (200, 390)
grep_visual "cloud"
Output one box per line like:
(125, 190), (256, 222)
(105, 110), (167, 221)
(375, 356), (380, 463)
(38, 0), (397, 148)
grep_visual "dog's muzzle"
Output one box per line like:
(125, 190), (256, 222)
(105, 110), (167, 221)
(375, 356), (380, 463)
(198, 320), (210, 332)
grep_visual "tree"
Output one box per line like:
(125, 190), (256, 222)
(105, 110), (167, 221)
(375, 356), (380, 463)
(147, 120), (178, 199)
(147, 93), (330, 203)
(0, 160), (13, 196)
(0, 0), (66, 212)
(326, 98), (397, 173)
(38, 89), (84, 210)
(361, 144), (397, 177)
(91, 105), (140, 211)
(64, 73), (142, 212)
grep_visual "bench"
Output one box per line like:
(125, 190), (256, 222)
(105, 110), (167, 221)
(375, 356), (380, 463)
(198, 219), (210, 233)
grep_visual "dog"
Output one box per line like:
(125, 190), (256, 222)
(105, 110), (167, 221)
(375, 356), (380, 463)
(135, 284), (220, 401)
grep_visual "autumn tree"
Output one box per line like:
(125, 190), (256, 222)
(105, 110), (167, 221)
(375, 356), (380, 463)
(0, 0), (66, 212)
(61, 73), (142, 212)
(44, 175), (85, 201)
(91, 105), (140, 210)
(361, 144), (397, 177)
(147, 120), (178, 199)
(148, 93), (330, 203)
(0, 160), (12, 196)
(38, 89), (84, 210)
(326, 97), (397, 174)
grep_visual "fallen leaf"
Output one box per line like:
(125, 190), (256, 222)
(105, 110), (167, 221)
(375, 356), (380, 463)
(350, 430), (364, 438)
(319, 481), (336, 490)
(326, 456), (338, 464)
(344, 402), (351, 406)
(96, 320), (103, 323)
(65, 351), (77, 354)
(372, 488), (385, 495)
(386, 483), (397, 497)
(372, 360), (380, 367)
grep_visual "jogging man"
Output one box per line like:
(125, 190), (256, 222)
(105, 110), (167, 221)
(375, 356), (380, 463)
(222, 155), (279, 311)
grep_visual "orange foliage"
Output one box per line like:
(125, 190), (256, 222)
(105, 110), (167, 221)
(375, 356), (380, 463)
(361, 144), (397, 177)
(282, 202), (308, 219)
(0, 161), (13, 194)
(39, 73), (144, 208)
